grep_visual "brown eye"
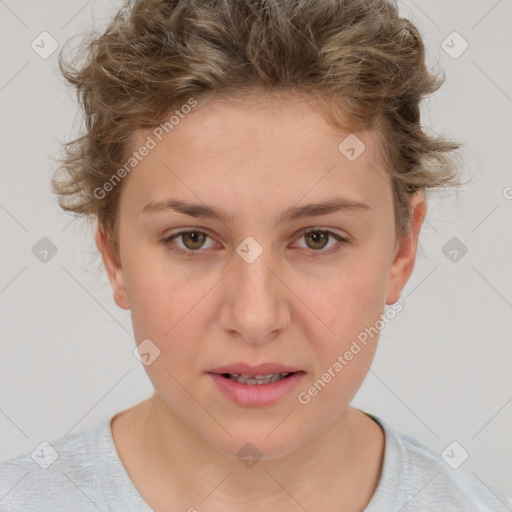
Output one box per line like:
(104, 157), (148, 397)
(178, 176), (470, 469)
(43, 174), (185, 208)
(163, 229), (217, 256)
(294, 229), (349, 257)
(304, 231), (330, 250)
(180, 231), (207, 250)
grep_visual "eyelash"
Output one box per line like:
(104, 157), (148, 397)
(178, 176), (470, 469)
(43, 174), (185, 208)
(162, 228), (349, 258)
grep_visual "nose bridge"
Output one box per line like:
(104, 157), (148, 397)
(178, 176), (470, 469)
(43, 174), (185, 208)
(237, 246), (274, 294)
(222, 237), (287, 343)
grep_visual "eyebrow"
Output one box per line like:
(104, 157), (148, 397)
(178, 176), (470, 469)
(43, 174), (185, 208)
(140, 197), (371, 224)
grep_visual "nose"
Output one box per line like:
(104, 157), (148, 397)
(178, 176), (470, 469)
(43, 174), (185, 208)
(219, 243), (290, 345)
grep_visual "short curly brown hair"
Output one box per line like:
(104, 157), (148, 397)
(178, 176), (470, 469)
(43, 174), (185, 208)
(52, 0), (465, 259)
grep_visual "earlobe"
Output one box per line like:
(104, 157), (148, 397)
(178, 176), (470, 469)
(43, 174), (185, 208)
(94, 225), (131, 310)
(385, 193), (427, 305)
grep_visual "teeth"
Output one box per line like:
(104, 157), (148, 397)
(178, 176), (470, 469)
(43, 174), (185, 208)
(227, 372), (291, 385)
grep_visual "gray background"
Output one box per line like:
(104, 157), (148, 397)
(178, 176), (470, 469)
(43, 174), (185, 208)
(1, 0), (511, 498)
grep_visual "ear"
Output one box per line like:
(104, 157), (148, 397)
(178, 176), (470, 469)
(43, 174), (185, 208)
(385, 192), (427, 305)
(95, 224), (131, 310)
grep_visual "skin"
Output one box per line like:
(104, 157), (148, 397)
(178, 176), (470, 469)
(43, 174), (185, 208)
(95, 91), (426, 511)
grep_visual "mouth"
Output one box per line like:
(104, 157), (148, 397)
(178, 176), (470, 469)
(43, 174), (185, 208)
(218, 371), (300, 385)
(206, 364), (306, 407)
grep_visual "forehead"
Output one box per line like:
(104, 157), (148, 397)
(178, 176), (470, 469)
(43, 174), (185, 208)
(122, 92), (391, 218)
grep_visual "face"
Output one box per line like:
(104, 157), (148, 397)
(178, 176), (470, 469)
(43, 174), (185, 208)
(97, 92), (426, 459)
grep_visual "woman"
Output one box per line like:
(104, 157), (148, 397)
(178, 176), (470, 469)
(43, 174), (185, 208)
(1, 0), (510, 510)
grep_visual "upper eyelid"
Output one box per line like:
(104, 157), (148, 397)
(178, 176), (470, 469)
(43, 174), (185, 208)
(294, 226), (347, 238)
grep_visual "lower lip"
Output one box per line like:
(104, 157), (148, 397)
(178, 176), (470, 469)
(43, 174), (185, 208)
(207, 372), (305, 407)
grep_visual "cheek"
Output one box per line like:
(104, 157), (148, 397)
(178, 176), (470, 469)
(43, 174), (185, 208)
(121, 240), (205, 336)
(290, 253), (389, 408)
(129, 274), (204, 344)
(125, 259), (219, 390)
(127, 267), (208, 406)
(293, 273), (384, 412)
(294, 257), (389, 351)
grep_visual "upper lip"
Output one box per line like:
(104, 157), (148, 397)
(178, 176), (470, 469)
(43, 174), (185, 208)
(207, 363), (304, 376)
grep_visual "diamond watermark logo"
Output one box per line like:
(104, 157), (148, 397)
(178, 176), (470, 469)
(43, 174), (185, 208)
(441, 441), (469, 469)
(338, 134), (366, 162)
(236, 442), (262, 468)
(441, 31), (469, 59)
(133, 338), (161, 366)
(32, 237), (58, 263)
(31, 31), (59, 59)
(236, 236), (263, 264)
(31, 441), (59, 469)
(442, 236), (468, 263)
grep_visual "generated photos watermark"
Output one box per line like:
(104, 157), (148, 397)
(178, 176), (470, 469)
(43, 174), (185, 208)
(93, 97), (198, 200)
(297, 302), (403, 405)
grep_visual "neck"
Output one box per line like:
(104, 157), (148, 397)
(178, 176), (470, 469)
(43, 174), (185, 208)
(112, 394), (384, 512)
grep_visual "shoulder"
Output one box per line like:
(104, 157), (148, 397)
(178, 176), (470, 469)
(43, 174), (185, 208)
(0, 417), (111, 512)
(365, 413), (512, 512)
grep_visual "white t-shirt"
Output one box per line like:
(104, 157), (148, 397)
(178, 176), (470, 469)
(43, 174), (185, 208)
(0, 412), (510, 511)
